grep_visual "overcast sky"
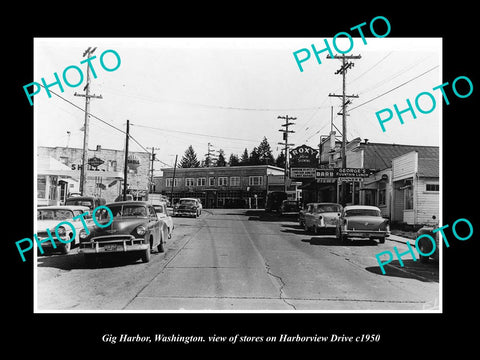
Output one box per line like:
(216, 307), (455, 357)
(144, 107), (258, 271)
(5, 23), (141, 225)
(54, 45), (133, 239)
(34, 37), (441, 172)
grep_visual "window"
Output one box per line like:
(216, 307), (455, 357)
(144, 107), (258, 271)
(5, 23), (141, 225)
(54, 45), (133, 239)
(185, 178), (195, 187)
(37, 175), (46, 198)
(165, 178), (178, 187)
(249, 176), (263, 186)
(404, 186), (413, 210)
(218, 177), (228, 186)
(209, 177), (216, 186)
(426, 183), (439, 192)
(230, 176), (241, 187)
(197, 178), (206, 187)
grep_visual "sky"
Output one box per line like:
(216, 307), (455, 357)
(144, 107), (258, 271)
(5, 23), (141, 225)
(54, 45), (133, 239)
(34, 37), (442, 173)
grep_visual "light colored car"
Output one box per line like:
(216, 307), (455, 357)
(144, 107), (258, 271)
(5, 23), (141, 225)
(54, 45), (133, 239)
(336, 205), (390, 244)
(173, 198), (201, 217)
(304, 203), (342, 234)
(153, 202), (174, 238)
(36, 205), (92, 254)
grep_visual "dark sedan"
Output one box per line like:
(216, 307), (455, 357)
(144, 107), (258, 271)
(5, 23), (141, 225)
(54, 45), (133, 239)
(79, 201), (169, 265)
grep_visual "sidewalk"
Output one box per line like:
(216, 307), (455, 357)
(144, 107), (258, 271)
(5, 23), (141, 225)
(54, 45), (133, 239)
(388, 233), (416, 246)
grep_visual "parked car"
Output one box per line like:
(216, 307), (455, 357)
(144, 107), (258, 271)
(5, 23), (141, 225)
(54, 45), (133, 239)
(65, 196), (106, 210)
(304, 203), (342, 234)
(336, 205), (390, 244)
(265, 191), (288, 213)
(279, 200), (301, 216)
(36, 205), (92, 254)
(153, 202), (174, 238)
(416, 215), (439, 263)
(173, 198), (201, 217)
(79, 201), (169, 265)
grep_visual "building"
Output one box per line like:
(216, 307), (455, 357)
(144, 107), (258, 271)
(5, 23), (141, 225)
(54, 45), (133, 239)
(300, 132), (440, 225)
(37, 145), (151, 204)
(153, 165), (297, 209)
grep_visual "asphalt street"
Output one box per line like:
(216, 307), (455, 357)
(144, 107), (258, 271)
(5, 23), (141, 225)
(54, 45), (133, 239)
(36, 209), (439, 311)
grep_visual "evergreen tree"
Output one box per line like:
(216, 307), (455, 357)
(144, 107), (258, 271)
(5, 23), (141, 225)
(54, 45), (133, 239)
(276, 151), (286, 168)
(228, 153), (240, 166)
(216, 149), (227, 167)
(179, 145), (200, 168)
(257, 137), (275, 164)
(249, 147), (261, 165)
(240, 148), (250, 166)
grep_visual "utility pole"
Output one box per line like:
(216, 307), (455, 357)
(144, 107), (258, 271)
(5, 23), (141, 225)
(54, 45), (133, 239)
(278, 115), (296, 193)
(123, 120), (130, 201)
(75, 47), (103, 196)
(327, 53), (361, 169)
(205, 142), (216, 167)
(170, 154), (178, 205)
(328, 54), (361, 206)
(147, 146), (161, 193)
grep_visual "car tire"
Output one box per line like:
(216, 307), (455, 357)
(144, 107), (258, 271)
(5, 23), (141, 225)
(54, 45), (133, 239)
(157, 236), (165, 253)
(141, 248), (151, 263)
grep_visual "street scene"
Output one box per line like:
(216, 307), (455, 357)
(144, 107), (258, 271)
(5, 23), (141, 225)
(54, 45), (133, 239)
(34, 37), (441, 312)
(37, 208), (438, 311)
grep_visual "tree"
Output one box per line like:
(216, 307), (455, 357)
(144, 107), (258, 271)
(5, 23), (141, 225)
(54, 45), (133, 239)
(249, 147), (261, 165)
(179, 145), (200, 168)
(239, 148), (249, 166)
(228, 153), (240, 166)
(216, 149), (227, 167)
(276, 151), (286, 168)
(257, 137), (275, 165)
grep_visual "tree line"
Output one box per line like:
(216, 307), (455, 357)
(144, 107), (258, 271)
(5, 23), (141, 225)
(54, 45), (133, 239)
(179, 137), (286, 168)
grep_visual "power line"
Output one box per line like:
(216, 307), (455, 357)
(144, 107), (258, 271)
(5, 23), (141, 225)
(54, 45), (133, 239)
(349, 65), (439, 112)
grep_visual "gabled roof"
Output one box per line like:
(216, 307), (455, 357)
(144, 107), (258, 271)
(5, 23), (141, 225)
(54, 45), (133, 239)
(362, 143), (439, 174)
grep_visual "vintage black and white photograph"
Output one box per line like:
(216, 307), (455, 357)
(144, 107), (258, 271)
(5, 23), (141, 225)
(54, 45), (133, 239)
(33, 36), (441, 312)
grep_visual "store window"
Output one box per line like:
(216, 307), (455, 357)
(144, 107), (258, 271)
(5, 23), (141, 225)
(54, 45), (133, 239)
(249, 176), (263, 186)
(218, 177), (228, 186)
(426, 183), (439, 192)
(230, 176), (241, 187)
(404, 186), (413, 210)
(197, 178), (206, 187)
(38, 175), (46, 198)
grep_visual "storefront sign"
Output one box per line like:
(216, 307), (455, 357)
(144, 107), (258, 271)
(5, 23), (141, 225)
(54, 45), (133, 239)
(290, 167), (316, 178)
(290, 145), (318, 168)
(315, 168), (373, 178)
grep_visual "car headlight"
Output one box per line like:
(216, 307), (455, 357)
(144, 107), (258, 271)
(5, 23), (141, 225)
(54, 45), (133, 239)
(79, 229), (88, 239)
(56, 226), (66, 236)
(136, 225), (146, 236)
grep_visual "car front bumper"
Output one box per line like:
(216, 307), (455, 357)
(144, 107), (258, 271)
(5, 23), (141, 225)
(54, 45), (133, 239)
(342, 230), (390, 238)
(79, 235), (148, 254)
(173, 209), (197, 216)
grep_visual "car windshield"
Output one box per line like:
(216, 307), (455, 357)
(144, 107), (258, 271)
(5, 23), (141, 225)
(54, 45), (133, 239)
(316, 204), (341, 213)
(107, 205), (148, 217)
(179, 199), (196, 205)
(66, 199), (93, 208)
(345, 209), (381, 217)
(37, 209), (74, 220)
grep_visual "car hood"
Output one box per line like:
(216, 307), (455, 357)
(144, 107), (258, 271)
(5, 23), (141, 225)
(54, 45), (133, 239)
(345, 216), (388, 230)
(37, 219), (68, 233)
(92, 217), (148, 237)
(176, 204), (196, 209)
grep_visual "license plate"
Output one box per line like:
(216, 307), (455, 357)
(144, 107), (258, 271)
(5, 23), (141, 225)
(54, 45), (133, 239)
(104, 244), (119, 251)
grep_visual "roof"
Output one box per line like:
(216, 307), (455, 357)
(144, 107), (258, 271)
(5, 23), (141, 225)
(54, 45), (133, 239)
(106, 201), (150, 206)
(344, 205), (381, 210)
(362, 143), (439, 174)
(37, 205), (91, 211)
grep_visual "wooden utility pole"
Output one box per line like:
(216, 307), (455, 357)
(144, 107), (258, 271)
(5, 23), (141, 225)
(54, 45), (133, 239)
(147, 147), (161, 193)
(123, 120), (130, 201)
(74, 47), (103, 196)
(278, 115), (296, 192)
(170, 154), (178, 205)
(327, 54), (361, 169)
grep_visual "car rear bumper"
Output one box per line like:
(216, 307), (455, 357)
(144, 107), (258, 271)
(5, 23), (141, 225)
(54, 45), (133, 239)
(79, 235), (148, 254)
(342, 230), (390, 238)
(173, 210), (197, 216)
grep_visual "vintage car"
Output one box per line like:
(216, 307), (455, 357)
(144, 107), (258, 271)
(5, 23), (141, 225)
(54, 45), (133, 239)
(65, 196), (106, 210)
(78, 201), (169, 264)
(304, 202), (342, 234)
(173, 198), (201, 217)
(336, 205), (390, 243)
(416, 215), (439, 263)
(153, 202), (174, 239)
(279, 200), (301, 216)
(36, 205), (92, 254)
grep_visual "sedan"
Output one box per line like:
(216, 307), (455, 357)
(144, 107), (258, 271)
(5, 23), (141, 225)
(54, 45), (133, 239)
(336, 205), (390, 244)
(153, 202), (174, 239)
(304, 203), (342, 234)
(79, 201), (169, 265)
(173, 198), (201, 218)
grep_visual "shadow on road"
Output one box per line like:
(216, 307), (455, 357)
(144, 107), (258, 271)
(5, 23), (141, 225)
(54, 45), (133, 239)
(302, 237), (380, 246)
(245, 209), (298, 222)
(366, 259), (439, 282)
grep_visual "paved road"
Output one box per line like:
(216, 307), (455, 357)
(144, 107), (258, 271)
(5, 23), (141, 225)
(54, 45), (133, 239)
(36, 209), (439, 311)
